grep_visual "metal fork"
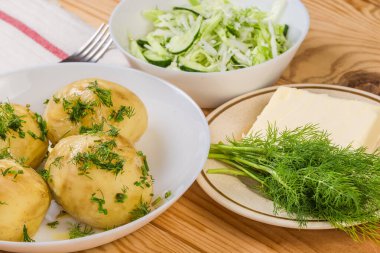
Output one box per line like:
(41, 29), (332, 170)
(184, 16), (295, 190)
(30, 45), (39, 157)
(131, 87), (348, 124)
(60, 23), (112, 63)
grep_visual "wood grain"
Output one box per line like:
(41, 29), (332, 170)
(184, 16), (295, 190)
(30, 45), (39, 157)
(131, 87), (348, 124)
(57, 0), (380, 252)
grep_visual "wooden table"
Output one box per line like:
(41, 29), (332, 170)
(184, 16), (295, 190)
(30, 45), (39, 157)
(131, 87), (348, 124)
(58, 1), (380, 252)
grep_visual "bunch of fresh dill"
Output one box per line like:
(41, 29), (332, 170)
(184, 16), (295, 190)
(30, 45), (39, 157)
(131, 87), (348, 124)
(208, 124), (380, 240)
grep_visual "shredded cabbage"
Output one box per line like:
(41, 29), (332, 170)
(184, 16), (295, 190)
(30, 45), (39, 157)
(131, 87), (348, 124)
(130, 0), (289, 72)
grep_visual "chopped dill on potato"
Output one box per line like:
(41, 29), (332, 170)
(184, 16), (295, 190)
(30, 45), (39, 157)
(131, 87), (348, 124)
(79, 122), (104, 135)
(68, 223), (94, 239)
(88, 80), (113, 107)
(73, 140), (125, 176)
(107, 125), (120, 137)
(0, 201), (7, 205)
(62, 97), (96, 124)
(115, 185), (128, 203)
(46, 221), (59, 229)
(0, 102), (26, 140)
(79, 122), (120, 137)
(27, 113), (48, 141)
(22, 225), (35, 242)
(0, 147), (12, 160)
(39, 156), (63, 182)
(38, 168), (50, 182)
(43, 99), (50, 105)
(137, 151), (149, 176)
(134, 175), (152, 189)
(129, 199), (151, 221)
(53, 96), (60, 103)
(35, 113), (48, 141)
(91, 190), (108, 215)
(50, 156), (64, 169)
(1, 167), (24, 179)
(109, 105), (135, 122)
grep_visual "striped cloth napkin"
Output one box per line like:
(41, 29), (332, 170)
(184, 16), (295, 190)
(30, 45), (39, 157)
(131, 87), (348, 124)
(0, 0), (128, 74)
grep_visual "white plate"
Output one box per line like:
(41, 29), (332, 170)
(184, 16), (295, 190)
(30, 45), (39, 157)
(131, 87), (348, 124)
(197, 84), (380, 229)
(0, 63), (210, 253)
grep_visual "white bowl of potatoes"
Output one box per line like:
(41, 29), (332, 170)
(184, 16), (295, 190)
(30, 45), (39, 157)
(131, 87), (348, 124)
(0, 63), (210, 253)
(110, 0), (310, 108)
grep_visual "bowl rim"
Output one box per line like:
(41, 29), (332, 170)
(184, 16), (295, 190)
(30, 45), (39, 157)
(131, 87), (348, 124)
(0, 62), (210, 249)
(109, 0), (310, 76)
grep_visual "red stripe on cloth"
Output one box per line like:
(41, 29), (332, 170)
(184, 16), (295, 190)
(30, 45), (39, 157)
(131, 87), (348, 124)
(0, 10), (69, 60)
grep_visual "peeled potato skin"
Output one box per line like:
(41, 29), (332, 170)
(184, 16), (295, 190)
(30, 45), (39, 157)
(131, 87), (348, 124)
(44, 78), (148, 145)
(46, 135), (153, 229)
(0, 104), (48, 169)
(0, 159), (51, 241)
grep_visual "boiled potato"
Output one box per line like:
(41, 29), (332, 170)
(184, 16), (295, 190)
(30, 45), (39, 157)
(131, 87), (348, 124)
(0, 103), (48, 168)
(45, 135), (153, 228)
(0, 159), (51, 241)
(44, 78), (148, 145)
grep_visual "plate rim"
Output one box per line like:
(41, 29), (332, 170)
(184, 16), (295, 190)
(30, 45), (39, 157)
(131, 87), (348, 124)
(197, 84), (380, 229)
(0, 63), (210, 251)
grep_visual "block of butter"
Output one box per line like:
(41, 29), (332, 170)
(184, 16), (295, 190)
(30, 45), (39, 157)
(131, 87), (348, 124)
(247, 87), (380, 152)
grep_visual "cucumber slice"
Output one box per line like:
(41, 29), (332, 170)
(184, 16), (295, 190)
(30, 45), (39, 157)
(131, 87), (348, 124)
(283, 24), (289, 37)
(230, 56), (245, 69)
(143, 50), (172, 68)
(137, 39), (149, 48)
(166, 16), (203, 54)
(146, 34), (170, 56)
(178, 57), (217, 72)
(130, 41), (146, 61)
(173, 7), (201, 16)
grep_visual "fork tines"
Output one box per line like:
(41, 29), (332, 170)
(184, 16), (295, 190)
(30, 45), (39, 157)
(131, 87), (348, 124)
(61, 23), (112, 63)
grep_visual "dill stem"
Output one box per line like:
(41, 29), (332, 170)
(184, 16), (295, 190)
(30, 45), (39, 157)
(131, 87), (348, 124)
(207, 168), (247, 176)
(210, 144), (265, 154)
(218, 159), (266, 185)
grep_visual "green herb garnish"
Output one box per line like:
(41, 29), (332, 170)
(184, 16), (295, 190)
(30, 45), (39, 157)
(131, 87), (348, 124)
(73, 140), (125, 176)
(134, 175), (152, 189)
(0, 201), (7, 205)
(79, 121), (120, 137)
(151, 197), (162, 207)
(91, 190), (108, 215)
(109, 105), (135, 122)
(22, 225), (35, 242)
(115, 185), (128, 203)
(208, 124), (380, 241)
(165, 191), (172, 199)
(1, 167), (24, 179)
(62, 97), (96, 124)
(68, 223), (94, 239)
(79, 122), (104, 135)
(27, 113), (48, 141)
(88, 80), (113, 107)
(53, 96), (60, 103)
(40, 156), (63, 182)
(47, 221), (59, 229)
(35, 113), (48, 141)
(129, 199), (151, 221)
(38, 169), (50, 182)
(43, 99), (50, 105)
(0, 102), (26, 140)
(51, 156), (64, 169)
(137, 151), (149, 177)
(0, 147), (12, 160)
(107, 125), (120, 137)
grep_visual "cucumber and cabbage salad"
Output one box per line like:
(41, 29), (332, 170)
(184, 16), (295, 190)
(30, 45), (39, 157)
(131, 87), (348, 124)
(129, 0), (289, 72)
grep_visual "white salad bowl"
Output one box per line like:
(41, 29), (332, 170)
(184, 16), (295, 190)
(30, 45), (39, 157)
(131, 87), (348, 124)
(109, 0), (310, 108)
(0, 63), (210, 253)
